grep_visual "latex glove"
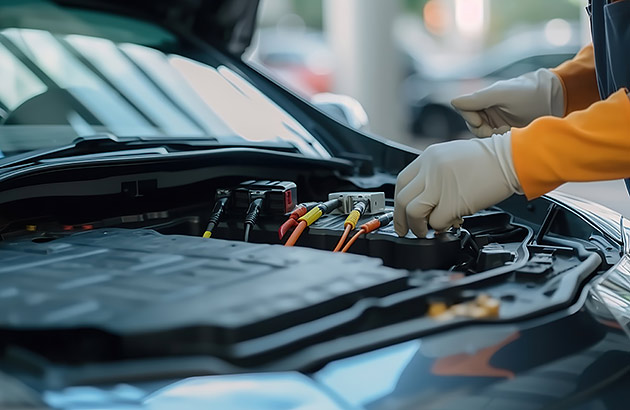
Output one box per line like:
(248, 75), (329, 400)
(394, 132), (522, 238)
(451, 69), (564, 138)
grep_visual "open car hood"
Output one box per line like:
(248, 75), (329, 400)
(54, 0), (260, 55)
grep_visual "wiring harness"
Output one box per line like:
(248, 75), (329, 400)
(284, 198), (343, 247)
(333, 199), (368, 252)
(278, 202), (318, 240)
(340, 212), (394, 253)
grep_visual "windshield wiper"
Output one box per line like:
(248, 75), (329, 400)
(0, 133), (299, 169)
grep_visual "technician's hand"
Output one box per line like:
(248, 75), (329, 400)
(394, 133), (522, 238)
(451, 69), (564, 137)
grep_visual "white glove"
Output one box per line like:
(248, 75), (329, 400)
(394, 132), (522, 238)
(451, 69), (564, 138)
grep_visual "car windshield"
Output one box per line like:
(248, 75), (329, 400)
(0, 0), (330, 159)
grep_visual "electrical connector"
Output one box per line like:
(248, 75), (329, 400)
(202, 189), (230, 238)
(333, 199), (369, 252)
(233, 181), (297, 215)
(328, 192), (385, 215)
(243, 197), (264, 242)
(298, 198), (342, 226)
(299, 207), (323, 226)
(206, 180), (297, 241)
(345, 200), (368, 230)
(340, 212), (394, 253)
(285, 198), (343, 247)
(278, 202), (319, 240)
(359, 212), (394, 236)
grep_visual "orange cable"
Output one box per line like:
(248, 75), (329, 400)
(333, 224), (352, 252)
(284, 220), (308, 247)
(341, 228), (366, 253)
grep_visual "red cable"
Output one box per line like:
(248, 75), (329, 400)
(284, 220), (308, 247)
(333, 225), (352, 252)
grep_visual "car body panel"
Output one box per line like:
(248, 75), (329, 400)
(35, 305), (630, 409)
(546, 191), (623, 245)
(2, 3), (630, 410)
(315, 313), (630, 410)
(53, 0), (260, 55)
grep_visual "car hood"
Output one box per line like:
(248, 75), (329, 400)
(54, 0), (260, 55)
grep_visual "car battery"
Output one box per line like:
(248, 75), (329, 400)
(304, 212), (461, 270)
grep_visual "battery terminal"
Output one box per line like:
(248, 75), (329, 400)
(328, 192), (385, 215)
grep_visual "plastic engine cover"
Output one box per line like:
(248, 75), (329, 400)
(0, 229), (408, 364)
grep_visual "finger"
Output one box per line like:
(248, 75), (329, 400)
(394, 176), (426, 237)
(393, 159), (423, 237)
(465, 122), (479, 136)
(394, 189), (409, 237)
(457, 110), (484, 128)
(468, 123), (494, 138)
(493, 125), (511, 135)
(482, 107), (515, 130)
(428, 203), (461, 232)
(405, 195), (434, 238)
(452, 92), (488, 111)
(434, 218), (465, 234)
(394, 215), (409, 238)
(453, 217), (465, 228)
(395, 157), (422, 196)
(396, 175), (426, 215)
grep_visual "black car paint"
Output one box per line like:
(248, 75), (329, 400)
(1, 2), (630, 410)
(53, 0), (261, 56)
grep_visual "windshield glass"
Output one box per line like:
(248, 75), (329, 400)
(0, 0), (330, 159)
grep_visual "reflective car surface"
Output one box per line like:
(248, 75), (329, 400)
(405, 37), (580, 140)
(1, 2), (630, 410)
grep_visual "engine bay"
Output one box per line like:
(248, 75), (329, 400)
(0, 170), (621, 385)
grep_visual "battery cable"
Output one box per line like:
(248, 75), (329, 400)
(341, 212), (394, 253)
(284, 198), (342, 247)
(278, 202), (318, 240)
(202, 195), (229, 238)
(243, 197), (264, 243)
(333, 199), (368, 252)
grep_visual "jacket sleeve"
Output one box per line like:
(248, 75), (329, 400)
(550, 44), (601, 116)
(511, 89), (630, 199)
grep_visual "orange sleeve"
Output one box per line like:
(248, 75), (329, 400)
(550, 44), (601, 116)
(512, 89), (630, 199)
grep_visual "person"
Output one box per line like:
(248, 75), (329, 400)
(394, 0), (630, 238)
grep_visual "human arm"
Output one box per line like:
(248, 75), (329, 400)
(513, 89), (630, 198)
(395, 89), (630, 237)
(451, 44), (600, 137)
(550, 44), (601, 116)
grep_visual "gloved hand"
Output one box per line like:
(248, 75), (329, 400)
(451, 69), (564, 138)
(394, 132), (522, 238)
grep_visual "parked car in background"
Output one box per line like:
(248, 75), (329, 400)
(404, 25), (582, 140)
(247, 27), (335, 97)
(2, 2), (630, 409)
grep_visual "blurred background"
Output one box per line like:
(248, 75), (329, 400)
(245, 0), (630, 216)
